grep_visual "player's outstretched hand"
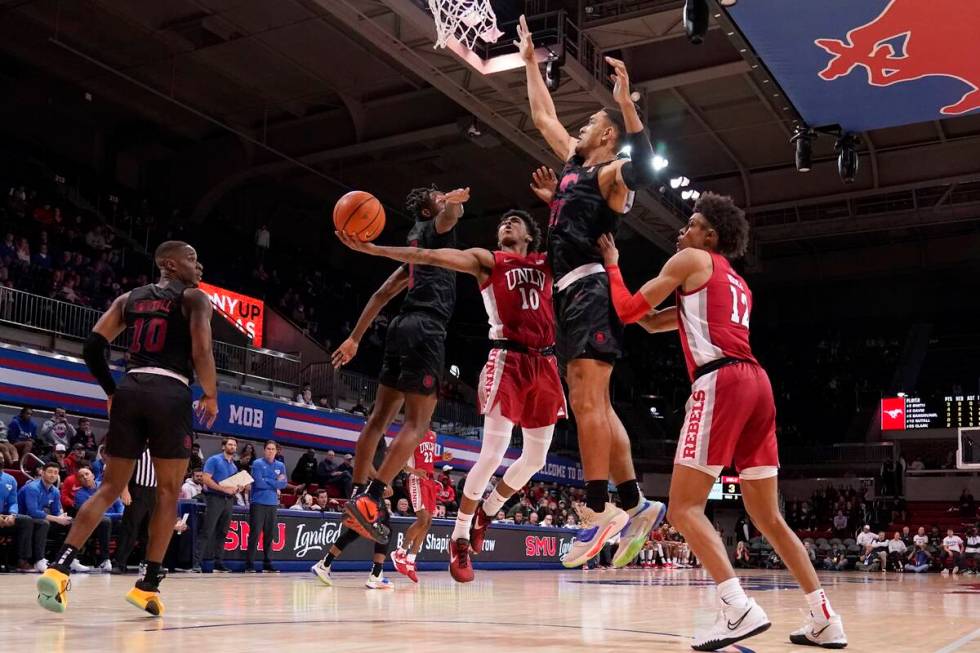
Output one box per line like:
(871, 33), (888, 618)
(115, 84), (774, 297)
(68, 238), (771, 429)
(514, 15), (535, 64)
(196, 394), (219, 428)
(335, 230), (375, 254)
(605, 56), (632, 106)
(438, 187), (471, 205)
(597, 233), (619, 266)
(332, 337), (359, 368)
(530, 166), (558, 204)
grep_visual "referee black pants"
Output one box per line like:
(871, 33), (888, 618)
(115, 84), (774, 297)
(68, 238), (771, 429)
(245, 504), (278, 568)
(113, 485), (156, 568)
(198, 493), (234, 564)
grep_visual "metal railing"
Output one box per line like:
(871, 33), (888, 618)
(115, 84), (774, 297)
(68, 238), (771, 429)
(0, 286), (300, 387)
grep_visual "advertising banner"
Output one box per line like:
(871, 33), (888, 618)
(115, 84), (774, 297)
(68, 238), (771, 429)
(199, 281), (265, 346)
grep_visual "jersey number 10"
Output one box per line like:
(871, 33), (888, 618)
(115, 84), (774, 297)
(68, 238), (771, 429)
(729, 285), (750, 328)
(518, 287), (541, 311)
(130, 317), (168, 353)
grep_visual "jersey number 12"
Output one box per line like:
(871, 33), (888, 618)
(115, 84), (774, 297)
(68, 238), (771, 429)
(729, 285), (750, 328)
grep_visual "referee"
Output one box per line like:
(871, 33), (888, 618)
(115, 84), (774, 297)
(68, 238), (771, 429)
(197, 438), (243, 573)
(112, 449), (156, 574)
(245, 440), (287, 572)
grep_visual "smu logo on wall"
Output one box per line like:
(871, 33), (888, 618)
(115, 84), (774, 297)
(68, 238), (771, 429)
(224, 519), (287, 552)
(525, 535), (575, 558)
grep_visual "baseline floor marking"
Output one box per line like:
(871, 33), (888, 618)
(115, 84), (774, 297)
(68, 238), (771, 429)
(934, 627), (980, 653)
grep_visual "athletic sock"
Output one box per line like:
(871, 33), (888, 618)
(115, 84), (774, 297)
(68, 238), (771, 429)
(585, 480), (609, 513)
(367, 480), (386, 501)
(51, 544), (78, 574)
(370, 561), (383, 577)
(805, 588), (837, 621)
(453, 511), (474, 540)
(482, 490), (507, 517)
(616, 480), (642, 512)
(136, 561), (164, 592)
(717, 577), (749, 608)
(407, 553), (417, 563)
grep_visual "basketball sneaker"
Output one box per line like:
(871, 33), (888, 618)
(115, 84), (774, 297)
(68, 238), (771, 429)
(125, 587), (165, 616)
(36, 567), (70, 613)
(561, 502), (629, 569)
(365, 574), (394, 590)
(612, 499), (666, 568)
(789, 613), (848, 648)
(390, 550), (418, 583)
(343, 493), (390, 544)
(692, 597), (771, 651)
(470, 504), (492, 555)
(311, 560), (333, 587)
(449, 538), (474, 583)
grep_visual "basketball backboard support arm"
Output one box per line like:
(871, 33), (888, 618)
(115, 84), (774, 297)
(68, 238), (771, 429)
(957, 427), (980, 470)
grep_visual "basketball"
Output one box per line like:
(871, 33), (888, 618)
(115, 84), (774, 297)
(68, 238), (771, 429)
(333, 190), (385, 242)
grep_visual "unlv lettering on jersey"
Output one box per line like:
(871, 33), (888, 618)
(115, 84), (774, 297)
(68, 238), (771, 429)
(504, 267), (547, 292)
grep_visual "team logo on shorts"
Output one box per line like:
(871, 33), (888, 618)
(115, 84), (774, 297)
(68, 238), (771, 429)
(422, 374), (435, 389)
(593, 331), (607, 345)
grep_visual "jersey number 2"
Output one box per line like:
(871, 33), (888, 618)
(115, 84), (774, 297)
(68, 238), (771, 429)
(131, 317), (168, 353)
(729, 286), (750, 328)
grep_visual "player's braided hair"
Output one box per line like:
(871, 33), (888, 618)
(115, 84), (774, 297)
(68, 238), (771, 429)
(405, 185), (439, 221)
(694, 192), (750, 259)
(499, 209), (541, 251)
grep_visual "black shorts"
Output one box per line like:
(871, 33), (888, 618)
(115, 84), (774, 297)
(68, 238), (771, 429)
(105, 372), (193, 460)
(378, 312), (446, 395)
(554, 273), (624, 371)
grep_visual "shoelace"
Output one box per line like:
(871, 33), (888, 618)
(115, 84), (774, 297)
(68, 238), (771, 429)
(571, 502), (598, 529)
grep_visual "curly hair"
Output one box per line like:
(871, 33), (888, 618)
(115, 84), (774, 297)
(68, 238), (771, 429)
(499, 209), (542, 252)
(693, 191), (749, 259)
(405, 185), (439, 221)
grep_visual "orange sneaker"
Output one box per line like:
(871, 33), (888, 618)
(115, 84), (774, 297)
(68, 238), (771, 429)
(343, 493), (389, 544)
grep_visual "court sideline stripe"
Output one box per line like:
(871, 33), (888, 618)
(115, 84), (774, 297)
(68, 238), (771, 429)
(934, 627), (980, 653)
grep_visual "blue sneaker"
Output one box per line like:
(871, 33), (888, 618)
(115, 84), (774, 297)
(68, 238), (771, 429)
(561, 503), (629, 568)
(613, 499), (667, 568)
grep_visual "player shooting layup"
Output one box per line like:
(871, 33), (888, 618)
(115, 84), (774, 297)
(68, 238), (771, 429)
(337, 208), (565, 583)
(598, 193), (847, 650)
(516, 16), (664, 567)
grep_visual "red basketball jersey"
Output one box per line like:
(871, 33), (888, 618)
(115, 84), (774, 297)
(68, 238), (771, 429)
(676, 252), (758, 380)
(412, 430), (437, 476)
(480, 251), (555, 349)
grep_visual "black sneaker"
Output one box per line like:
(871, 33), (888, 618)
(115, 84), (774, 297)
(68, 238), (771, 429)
(214, 563), (231, 573)
(263, 564), (279, 574)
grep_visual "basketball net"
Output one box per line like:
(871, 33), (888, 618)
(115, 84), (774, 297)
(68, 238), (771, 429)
(428, 0), (504, 50)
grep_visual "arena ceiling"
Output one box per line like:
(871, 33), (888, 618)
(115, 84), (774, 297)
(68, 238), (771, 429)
(0, 0), (978, 273)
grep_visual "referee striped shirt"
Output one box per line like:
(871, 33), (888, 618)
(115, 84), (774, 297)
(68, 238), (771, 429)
(132, 449), (157, 488)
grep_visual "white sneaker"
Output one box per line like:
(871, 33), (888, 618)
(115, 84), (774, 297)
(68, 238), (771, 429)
(34, 559), (48, 573)
(69, 559), (90, 573)
(789, 613), (848, 649)
(952, 566), (960, 575)
(612, 499), (666, 568)
(364, 574), (394, 590)
(98, 560), (113, 573)
(561, 502), (629, 568)
(311, 561), (333, 587)
(692, 597), (771, 651)
(941, 568), (950, 576)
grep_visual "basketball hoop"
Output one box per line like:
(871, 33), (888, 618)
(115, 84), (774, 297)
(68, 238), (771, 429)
(428, 0), (502, 50)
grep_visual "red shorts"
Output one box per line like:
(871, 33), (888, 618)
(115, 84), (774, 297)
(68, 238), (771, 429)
(478, 348), (566, 428)
(674, 362), (779, 477)
(407, 475), (438, 513)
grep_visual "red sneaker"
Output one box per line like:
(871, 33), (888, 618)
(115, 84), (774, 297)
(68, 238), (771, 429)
(470, 507), (492, 555)
(390, 550), (409, 577)
(404, 561), (419, 583)
(449, 538), (474, 583)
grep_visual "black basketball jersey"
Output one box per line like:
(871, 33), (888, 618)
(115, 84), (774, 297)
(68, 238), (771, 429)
(124, 282), (194, 381)
(400, 219), (457, 323)
(548, 156), (623, 280)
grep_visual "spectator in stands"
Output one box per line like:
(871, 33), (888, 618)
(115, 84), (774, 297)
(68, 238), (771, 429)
(199, 438), (245, 573)
(74, 467), (122, 572)
(69, 418), (98, 456)
(300, 488), (335, 512)
(295, 384), (315, 407)
(868, 530), (889, 571)
(929, 526), (943, 548)
(960, 489), (976, 520)
(833, 510), (848, 538)
(733, 541), (751, 568)
(291, 448), (318, 490)
(908, 457), (925, 471)
(338, 453), (354, 476)
(14, 237), (30, 265)
(316, 451), (352, 498)
(0, 232), (14, 260)
(59, 461), (91, 513)
(188, 442), (204, 472)
(734, 514), (750, 544)
(349, 399), (367, 416)
(437, 478), (457, 515)
(856, 524), (876, 554)
(0, 418), (18, 465)
(64, 443), (87, 477)
(236, 443), (256, 473)
(803, 539), (817, 563)
(0, 467), (32, 571)
(965, 527), (980, 573)
(887, 532), (907, 571)
(941, 528), (964, 575)
(47, 444), (69, 479)
(255, 224), (270, 260)
(18, 462), (78, 572)
(438, 465), (453, 489)
(180, 470), (205, 500)
(395, 498), (411, 516)
(900, 526), (913, 547)
(7, 407), (37, 459)
(246, 440), (287, 572)
(32, 243), (51, 270)
(913, 527), (929, 549)
(91, 444), (106, 481)
(904, 546), (932, 573)
(39, 407), (76, 453)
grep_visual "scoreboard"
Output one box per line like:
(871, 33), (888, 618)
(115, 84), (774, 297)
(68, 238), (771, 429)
(881, 395), (980, 431)
(709, 476), (742, 502)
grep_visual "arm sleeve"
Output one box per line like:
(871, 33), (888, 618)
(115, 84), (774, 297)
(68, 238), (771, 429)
(83, 332), (117, 396)
(605, 265), (653, 324)
(619, 129), (657, 190)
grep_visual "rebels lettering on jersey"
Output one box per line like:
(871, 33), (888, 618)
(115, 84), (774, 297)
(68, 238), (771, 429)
(124, 282), (194, 381)
(480, 251), (555, 350)
(411, 430), (438, 476)
(676, 252), (758, 380)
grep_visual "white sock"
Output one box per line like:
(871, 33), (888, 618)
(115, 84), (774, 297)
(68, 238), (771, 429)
(805, 588), (836, 621)
(396, 547), (407, 556)
(407, 553), (417, 563)
(718, 577), (749, 608)
(482, 489), (507, 517)
(453, 511), (474, 540)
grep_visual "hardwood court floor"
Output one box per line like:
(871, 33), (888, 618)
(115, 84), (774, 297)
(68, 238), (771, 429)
(3, 568), (979, 652)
